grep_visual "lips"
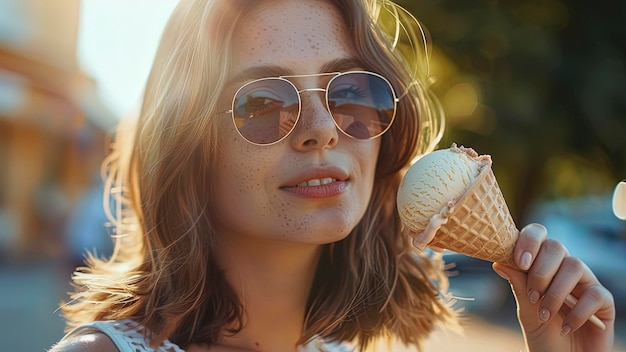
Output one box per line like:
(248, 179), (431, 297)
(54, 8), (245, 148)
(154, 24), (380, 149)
(281, 167), (350, 198)
(284, 167), (349, 189)
(296, 178), (337, 187)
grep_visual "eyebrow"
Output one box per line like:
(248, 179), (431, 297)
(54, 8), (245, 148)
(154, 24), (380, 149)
(228, 57), (367, 85)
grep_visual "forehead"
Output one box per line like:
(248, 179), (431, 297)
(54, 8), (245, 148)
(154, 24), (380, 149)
(231, 0), (356, 74)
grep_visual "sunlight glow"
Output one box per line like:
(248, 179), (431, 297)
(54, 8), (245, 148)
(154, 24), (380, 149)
(77, 0), (179, 118)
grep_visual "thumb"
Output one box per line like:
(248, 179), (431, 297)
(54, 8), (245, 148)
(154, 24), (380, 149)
(492, 263), (540, 329)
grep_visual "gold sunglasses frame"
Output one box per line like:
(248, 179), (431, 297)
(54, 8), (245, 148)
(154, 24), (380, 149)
(220, 71), (402, 146)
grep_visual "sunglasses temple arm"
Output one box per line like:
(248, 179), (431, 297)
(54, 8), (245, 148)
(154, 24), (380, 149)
(396, 80), (419, 101)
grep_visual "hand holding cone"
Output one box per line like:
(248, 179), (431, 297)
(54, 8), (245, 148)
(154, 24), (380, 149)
(397, 144), (605, 329)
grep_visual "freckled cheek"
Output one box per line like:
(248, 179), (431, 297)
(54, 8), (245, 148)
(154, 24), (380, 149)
(267, 193), (304, 238)
(219, 150), (271, 194)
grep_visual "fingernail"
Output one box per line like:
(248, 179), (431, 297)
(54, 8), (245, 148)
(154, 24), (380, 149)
(539, 307), (550, 322)
(493, 266), (509, 280)
(528, 289), (540, 304)
(560, 325), (571, 336)
(520, 251), (532, 270)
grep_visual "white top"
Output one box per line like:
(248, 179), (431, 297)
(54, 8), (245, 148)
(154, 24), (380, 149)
(64, 319), (355, 352)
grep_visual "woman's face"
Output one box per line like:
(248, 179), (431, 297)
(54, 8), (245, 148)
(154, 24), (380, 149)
(213, 0), (380, 244)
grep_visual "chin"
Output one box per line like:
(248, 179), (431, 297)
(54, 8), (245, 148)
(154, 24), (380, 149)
(292, 223), (356, 245)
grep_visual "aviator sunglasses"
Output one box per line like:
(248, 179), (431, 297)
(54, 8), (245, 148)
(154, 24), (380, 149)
(221, 71), (403, 145)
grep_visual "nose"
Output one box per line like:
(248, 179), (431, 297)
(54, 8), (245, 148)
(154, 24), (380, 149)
(290, 91), (339, 150)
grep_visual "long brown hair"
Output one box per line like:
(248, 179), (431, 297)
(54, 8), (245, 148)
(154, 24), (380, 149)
(61, 0), (456, 350)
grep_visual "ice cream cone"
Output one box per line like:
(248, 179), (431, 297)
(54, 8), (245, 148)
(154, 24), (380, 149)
(426, 162), (521, 270)
(398, 144), (606, 329)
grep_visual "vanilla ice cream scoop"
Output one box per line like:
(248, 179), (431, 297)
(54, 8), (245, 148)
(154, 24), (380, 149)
(397, 144), (491, 247)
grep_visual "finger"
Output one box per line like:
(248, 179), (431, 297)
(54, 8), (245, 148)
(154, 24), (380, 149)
(526, 239), (568, 305)
(537, 256), (584, 323)
(561, 285), (614, 335)
(515, 223), (548, 271)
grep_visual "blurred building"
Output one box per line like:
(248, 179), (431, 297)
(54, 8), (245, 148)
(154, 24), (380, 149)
(0, 0), (116, 259)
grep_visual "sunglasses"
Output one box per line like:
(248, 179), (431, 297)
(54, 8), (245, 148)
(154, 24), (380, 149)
(221, 71), (401, 145)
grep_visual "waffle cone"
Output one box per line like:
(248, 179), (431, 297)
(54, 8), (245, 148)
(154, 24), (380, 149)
(427, 165), (521, 269)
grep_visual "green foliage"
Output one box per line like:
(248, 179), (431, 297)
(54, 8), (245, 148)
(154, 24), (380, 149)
(396, 0), (626, 220)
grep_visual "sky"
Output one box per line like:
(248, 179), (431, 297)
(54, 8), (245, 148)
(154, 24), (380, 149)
(77, 0), (179, 119)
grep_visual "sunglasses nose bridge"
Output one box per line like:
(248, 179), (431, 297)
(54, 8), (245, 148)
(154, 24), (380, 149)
(296, 87), (331, 118)
(297, 87), (326, 94)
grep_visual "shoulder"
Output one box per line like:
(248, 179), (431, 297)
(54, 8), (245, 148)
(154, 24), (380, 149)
(50, 320), (185, 352)
(49, 331), (119, 352)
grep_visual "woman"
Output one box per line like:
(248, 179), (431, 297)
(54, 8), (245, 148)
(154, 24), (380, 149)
(52, 0), (615, 351)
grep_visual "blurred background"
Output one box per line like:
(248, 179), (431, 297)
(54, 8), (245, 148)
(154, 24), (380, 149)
(0, 0), (624, 351)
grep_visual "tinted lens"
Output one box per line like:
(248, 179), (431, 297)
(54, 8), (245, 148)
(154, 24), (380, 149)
(232, 78), (300, 144)
(327, 72), (396, 139)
